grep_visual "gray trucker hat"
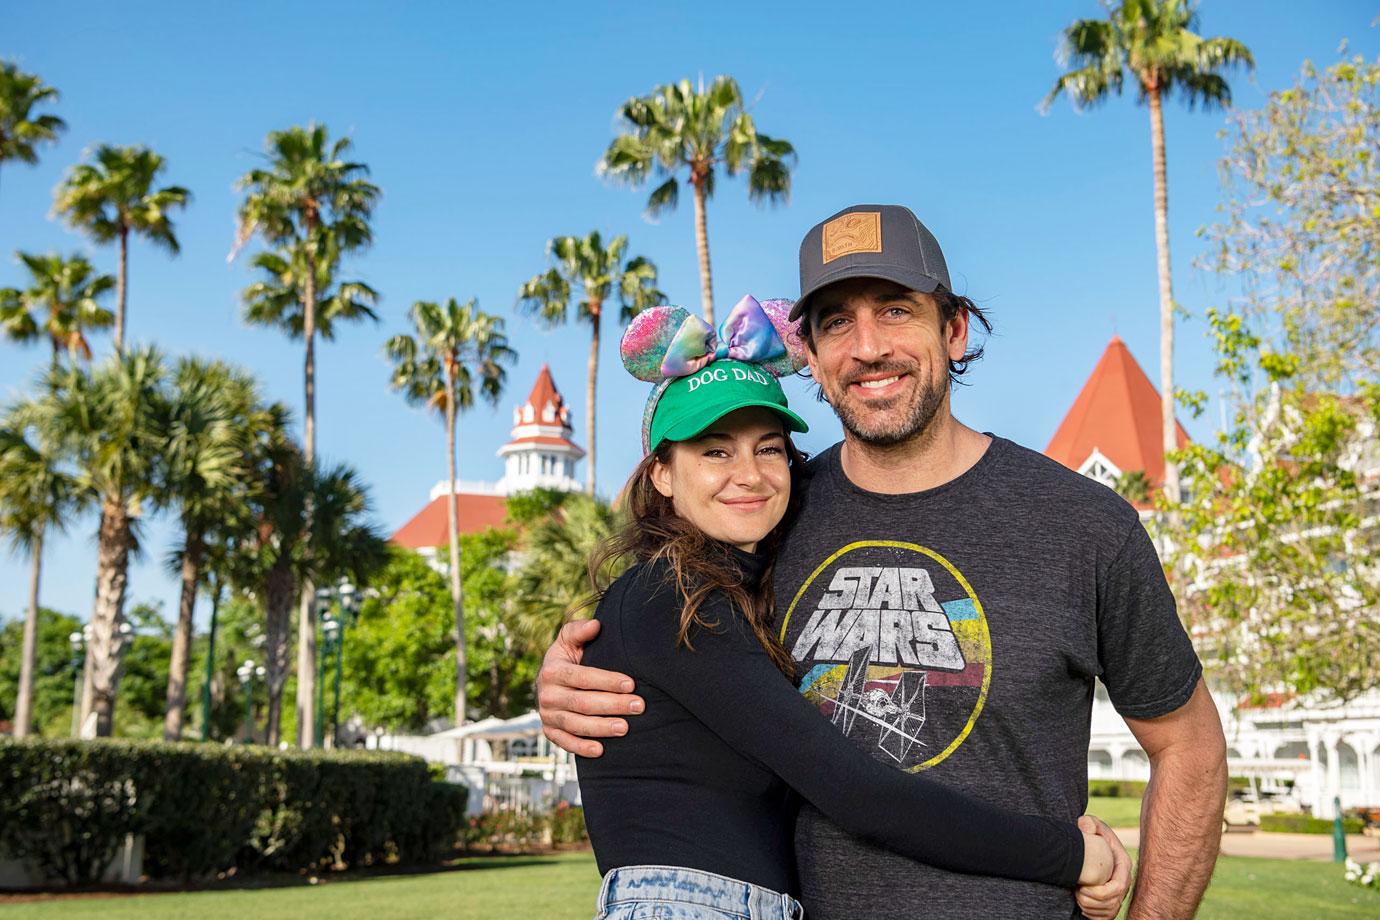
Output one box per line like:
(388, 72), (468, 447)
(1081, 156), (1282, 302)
(792, 204), (952, 322)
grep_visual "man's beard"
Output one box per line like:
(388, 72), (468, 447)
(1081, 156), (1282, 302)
(825, 364), (947, 447)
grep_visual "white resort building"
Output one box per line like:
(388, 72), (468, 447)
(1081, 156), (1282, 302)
(1048, 337), (1378, 819)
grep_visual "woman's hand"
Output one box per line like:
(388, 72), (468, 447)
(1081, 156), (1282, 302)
(1075, 815), (1132, 920)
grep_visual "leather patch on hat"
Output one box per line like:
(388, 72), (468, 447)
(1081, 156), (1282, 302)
(821, 211), (882, 264)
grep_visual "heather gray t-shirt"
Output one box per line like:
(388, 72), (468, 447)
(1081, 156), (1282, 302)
(776, 437), (1201, 919)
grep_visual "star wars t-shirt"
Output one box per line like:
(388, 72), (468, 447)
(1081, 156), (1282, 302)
(777, 437), (1201, 920)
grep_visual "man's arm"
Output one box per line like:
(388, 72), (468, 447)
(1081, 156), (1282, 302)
(1122, 678), (1227, 920)
(536, 619), (644, 757)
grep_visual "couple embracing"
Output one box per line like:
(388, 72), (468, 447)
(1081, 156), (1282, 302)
(538, 204), (1228, 919)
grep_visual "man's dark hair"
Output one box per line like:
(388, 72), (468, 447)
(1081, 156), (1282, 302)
(798, 287), (993, 385)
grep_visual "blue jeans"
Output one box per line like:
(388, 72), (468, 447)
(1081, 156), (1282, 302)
(595, 865), (805, 920)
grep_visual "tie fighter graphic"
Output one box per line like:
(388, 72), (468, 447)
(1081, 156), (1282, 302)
(828, 646), (928, 763)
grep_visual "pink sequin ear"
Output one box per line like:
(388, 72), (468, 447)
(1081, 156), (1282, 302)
(757, 298), (808, 376)
(621, 306), (692, 382)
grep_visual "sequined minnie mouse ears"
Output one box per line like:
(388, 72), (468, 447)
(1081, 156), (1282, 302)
(619, 295), (807, 383)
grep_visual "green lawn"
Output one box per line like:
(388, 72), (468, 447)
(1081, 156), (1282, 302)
(1087, 794), (1143, 828)
(5, 849), (1379, 919)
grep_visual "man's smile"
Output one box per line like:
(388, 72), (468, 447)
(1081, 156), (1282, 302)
(848, 372), (910, 398)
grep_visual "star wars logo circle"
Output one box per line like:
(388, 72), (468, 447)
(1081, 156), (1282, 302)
(779, 540), (991, 772)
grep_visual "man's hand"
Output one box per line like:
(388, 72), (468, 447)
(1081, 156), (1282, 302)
(1076, 814), (1132, 920)
(1123, 679), (1227, 920)
(537, 619), (645, 758)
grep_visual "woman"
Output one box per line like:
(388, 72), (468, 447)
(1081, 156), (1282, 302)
(576, 298), (1127, 920)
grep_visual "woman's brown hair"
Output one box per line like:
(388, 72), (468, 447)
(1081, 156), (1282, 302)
(589, 433), (809, 677)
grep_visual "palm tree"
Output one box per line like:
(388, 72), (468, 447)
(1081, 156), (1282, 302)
(0, 408), (82, 737)
(511, 493), (620, 649)
(518, 232), (663, 495)
(0, 252), (114, 364)
(1044, 0), (1252, 502)
(54, 145), (191, 351)
(386, 299), (514, 726)
(0, 61), (65, 197)
(242, 232), (379, 343)
(159, 359), (259, 741)
(233, 123), (378, 748)
(599, 76), (795, 324)
(223, 404), (301, 747)
(21, 346), (167, 737)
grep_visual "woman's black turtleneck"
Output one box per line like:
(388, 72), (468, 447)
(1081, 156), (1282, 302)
(576, 544), (1084, 895)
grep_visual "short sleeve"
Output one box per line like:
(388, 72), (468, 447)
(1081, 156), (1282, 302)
(1097, 518), (1203, 720)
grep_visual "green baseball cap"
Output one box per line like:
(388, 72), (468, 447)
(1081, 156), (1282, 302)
(645, 359), (808, 453)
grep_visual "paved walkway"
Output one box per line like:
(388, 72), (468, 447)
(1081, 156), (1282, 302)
(1113, 827), (1380, 862)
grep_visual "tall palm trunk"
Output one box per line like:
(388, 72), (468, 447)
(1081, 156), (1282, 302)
(1148, 87), (1180, 503)
(84, 495), (134, 738)
(13, 527), (44, 738)
(264, 557), (295, 748)
(444, 361), (466, 726)
(162, 529), (203, 740)
(296, 237), (318, 748)
(114, 222), (128, 352)
(691, 173), (715, 324)
(585, 302), (601, 495)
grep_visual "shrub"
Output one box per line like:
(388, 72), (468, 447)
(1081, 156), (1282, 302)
(0, 738), (466, 884)
(1087, 780), (1148, 799)
(1260, 812), (1364, 835)
(549, 802), (587, 846)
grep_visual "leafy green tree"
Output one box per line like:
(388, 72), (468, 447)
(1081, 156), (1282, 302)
(233, 123), (378, 748)
(0, 60), (65, 195)
(0, 608), (82, 737)
(599, 76), (794, 323)
(463, 527), (538, 719)
(1162, 53), (1380, 703)
(386, 298), (514, 726)
(20, 346), (168, 736)
(0, 406), (82, 737)
(340, 548), (453, 732)
(511, 492), (621, 648)
(518, 231), (663, 494)
(1044, 0), (1253, 502)
(0, 252), (114, 364)
(158, 359), (261, 740)
(1205, 52), (1380, 389)
(342, 535), (537, 732)
(1113, 469), (1153, 504)
(53, 145), (190, 351)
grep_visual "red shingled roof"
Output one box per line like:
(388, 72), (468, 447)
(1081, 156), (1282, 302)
(526, 363), (561, 417)
(1044, 336), (1189, 489)
(391, 492), (509, 549)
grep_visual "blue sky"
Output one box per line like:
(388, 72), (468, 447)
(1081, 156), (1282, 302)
(2, 1), (1376, 626)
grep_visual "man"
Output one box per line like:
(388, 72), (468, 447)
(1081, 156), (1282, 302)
(538, 204), (1227, 919)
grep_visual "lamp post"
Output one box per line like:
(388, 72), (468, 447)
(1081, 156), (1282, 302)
(315, 612), (334, 748)
(236, 658), (264, 744)
(200, 577), (223, 742)
(312, 579), (362, 748)
(331, 581), (359, 748)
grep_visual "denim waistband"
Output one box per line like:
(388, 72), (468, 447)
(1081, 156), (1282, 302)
(597, 865), (804, 920)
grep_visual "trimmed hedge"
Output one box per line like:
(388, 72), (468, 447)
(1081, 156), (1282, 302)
(1088, 780), (1148, 799)
(1259, 812), (1364, 835)
(0, 738), (466, 884)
